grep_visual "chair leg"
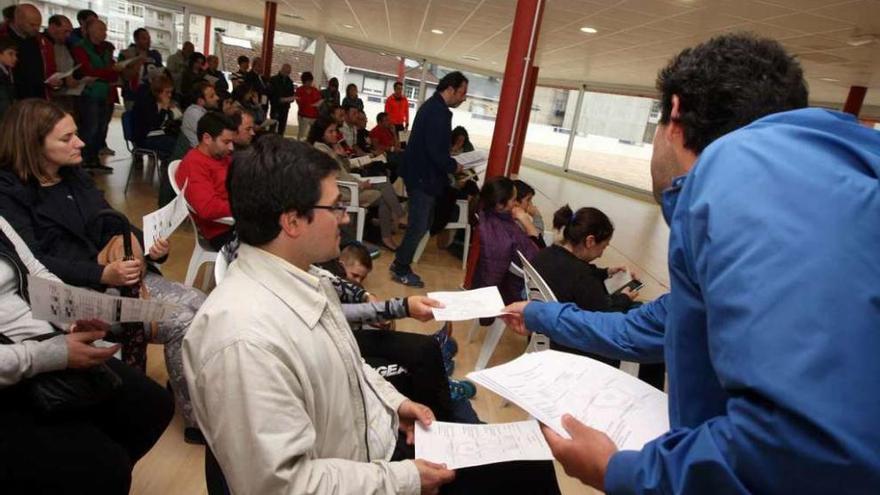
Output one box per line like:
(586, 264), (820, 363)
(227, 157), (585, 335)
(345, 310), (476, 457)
(184, 244), (204, 287)
(474, 319), (507, 371)
(413, 233), (430, 264)
(461, 225), (471, 271)
(467, 318), (480, 343)
(124, 154), (136, 195)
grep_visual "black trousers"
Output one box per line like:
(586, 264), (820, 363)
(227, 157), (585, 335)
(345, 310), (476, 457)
(271, 105), (290, 136)
(356, 330), (454, 421)
(0, 358), (174, 495)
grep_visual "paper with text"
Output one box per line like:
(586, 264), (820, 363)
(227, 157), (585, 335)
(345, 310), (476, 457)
(428, 286), (506, 321)
(28, 276), (182, 324)
(44, 65), (80, 83)
(416, 420), (553, 469)
(453, 150), (488, 170)
(142, 181), (189, 253)
(468, 350), (669, 449)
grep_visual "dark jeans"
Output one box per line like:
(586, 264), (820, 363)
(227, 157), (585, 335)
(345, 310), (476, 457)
(356, 330), (454, 421)
(393, 188), (437, 272)
(271, 105), (290, 136)
(0, 358), (174, 494)
(79, 97), (111, 164)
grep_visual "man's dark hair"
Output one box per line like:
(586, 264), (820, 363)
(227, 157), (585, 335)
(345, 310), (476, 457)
(0, 37), (17, 53)
(76, 9), (97, 25)
(190, 81), (213, 106)
(133, 27), (148, 41)
(48, 14), (68, 27)
(437, 71), (468, 93)
(2, 6), (15, 23)
(393, 81), (403, 90)
(376, 112), (388, 123)
(227, 135), (339, 246)
(341, 243), (372, 271)
(656, 33), (808, 154)
(196, 112), (235, 142)
(188, 52), (206, 69)
(230, 108), (255, 128)
(237, 55), (249, 66)
(301, 71), (313, 83)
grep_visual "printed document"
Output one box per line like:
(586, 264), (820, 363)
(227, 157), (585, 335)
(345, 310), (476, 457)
(427, 286), (506, 321)
(453, 150), (488, 169)
(28, 276), (182, 324)
(468, 350), (669, 449)
(44, 65), (80, 83)
(142, 181), (189, 252)
(416, 420), (553, 469)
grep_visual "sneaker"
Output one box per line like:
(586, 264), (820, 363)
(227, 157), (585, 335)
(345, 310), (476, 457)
(448, 378), (477, 401)
(99, 147), (116, 156)
(390, 265), (424, 288)
(443, 357), (455, 377)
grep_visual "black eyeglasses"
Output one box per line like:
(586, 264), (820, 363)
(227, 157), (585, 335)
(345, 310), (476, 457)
(312, 203), (349, 219)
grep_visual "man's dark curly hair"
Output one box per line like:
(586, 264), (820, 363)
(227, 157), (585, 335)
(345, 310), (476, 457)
(657, 33), (808, 154)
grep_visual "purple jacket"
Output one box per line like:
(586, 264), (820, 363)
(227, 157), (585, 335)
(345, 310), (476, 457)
(472, 210), (540, 304)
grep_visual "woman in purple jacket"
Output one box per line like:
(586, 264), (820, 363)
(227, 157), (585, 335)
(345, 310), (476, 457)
(472, 177), (543, 304)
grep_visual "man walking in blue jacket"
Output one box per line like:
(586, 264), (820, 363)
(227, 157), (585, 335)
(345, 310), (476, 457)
(503, 33), (880, 494)
(390, 72), (467, 287)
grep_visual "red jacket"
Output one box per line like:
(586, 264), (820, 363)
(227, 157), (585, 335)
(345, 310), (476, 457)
(176, 148), (232, 241)
(385, 94), (409, 126)
(369, 125), (396, 153)
(296, 85), (321, 118)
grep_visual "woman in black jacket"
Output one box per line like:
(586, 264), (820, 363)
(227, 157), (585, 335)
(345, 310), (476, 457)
(0, 99), (207, 443)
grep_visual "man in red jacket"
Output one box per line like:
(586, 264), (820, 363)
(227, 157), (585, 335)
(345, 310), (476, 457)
(175, 112), (237, 250)
(384, 81), (409, 134)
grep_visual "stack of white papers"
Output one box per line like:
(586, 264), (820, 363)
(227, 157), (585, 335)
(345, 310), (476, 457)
(28, 276), (182, 324)
(453, 150), (488, 170)
(415, 420), (553, 469)
(427, 286), (506, 321)
(468, 350), (669, 450)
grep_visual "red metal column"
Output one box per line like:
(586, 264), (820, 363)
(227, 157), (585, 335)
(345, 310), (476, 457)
(464, 0), (545, 286)
(261, 1), (278, 77)
(843, 85), (867, 116)
(508, 65), (539, 177)
(203, 16), (212, 54)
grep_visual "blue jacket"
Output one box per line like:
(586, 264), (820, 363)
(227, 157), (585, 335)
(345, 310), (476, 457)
(402, 93), (457, 196)
(525, 108), (880, 494)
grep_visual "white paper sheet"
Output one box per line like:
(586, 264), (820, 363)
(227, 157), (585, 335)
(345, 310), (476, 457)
(415, 420), (553, 469)
(142, 181), (189, 253)
(453, 150), (488, 170)
(604, 270), (634, 294)
(65, 76), (98, 96)
(44, 64), (80, 83)
(427, 286), (506, 321)
(468, 350), (669, 449)
(116, 55), (146, 69)
(349, 154), (386, 169)
(364, 176), (387, 184)
(27, 276), (182, 324)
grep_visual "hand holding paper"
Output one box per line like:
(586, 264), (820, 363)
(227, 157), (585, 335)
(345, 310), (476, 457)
(427, 286), (507, 321)
(142, 181), (189, 253)
(416, 420), (553, 469)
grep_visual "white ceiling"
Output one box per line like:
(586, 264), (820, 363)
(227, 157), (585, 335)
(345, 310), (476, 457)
(178, 0), (880, 112)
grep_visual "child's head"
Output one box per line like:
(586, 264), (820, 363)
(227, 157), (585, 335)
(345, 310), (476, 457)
(339, 243), (373, 285)
(0, 38), (18, 69)
(513, 179), (535, 210)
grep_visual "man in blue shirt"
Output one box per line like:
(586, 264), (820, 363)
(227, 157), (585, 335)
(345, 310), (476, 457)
(390, 72), (467, 287)
(503, 33), (880, 493)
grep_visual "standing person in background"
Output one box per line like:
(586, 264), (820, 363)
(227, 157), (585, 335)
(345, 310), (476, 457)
(44, 15), (82, 119)
(71, 18), (121, 174)
(295, 71), (321, 141)
(179, 51), (207, 107)
(204, 54), (228, 96)
(319, 76), (340, 116)
(119, 27), (163, 111)
(342, 83), (364, 111)
(0, 38), (16, 119)
(389, 72), (468, 287)
(229, 55), (249, 90)
(269, 63), (295, 136)
(165, 40), (193, 94)
(385, 81), (409, 135)
(66, 9), (96, 47)
(246, 57), (271, 119)
(0, 4), (59, 100)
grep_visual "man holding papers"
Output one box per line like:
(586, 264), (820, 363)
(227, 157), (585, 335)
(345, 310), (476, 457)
(503, 34), (880, 494)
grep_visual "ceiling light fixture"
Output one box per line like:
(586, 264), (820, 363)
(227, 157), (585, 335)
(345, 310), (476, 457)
(281, 13), (304, 20)
(342, 24), (355, 29)
(819, 77), (839, 82)
(431, 29), (444, 35)
(462, 55), (480, 61)
(846, 33), (878, 47)
(580, 26), (598, 34)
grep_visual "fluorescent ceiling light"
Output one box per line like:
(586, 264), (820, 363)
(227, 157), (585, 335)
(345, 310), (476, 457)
(580, 26), (598, 34)
(819, 77), (839, 82)
(462, 55), (480, 61)
(342, 24), (354, 29)
(846, 34), (877, 47)
(431, 29), (444, 35)
(281, 13), (304, 20)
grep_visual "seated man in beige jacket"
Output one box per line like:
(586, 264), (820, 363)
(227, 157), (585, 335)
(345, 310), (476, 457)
(183, 136), (560, 495)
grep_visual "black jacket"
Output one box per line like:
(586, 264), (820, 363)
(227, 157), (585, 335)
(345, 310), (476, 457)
(268, 73), (295, 109)
(402, 93), (457, 196)
(0, 68), (14, 120)
(531, 244), (634, 313)
(0, 167), (149, 290)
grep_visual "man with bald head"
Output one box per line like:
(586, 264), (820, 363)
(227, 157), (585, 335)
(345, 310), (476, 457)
(0, 3), (59, 99)
(269, 62), (295, 135)
(167, 40), (194, 94)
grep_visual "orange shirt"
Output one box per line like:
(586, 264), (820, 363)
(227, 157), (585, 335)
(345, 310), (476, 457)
(384, 94), (409, 126)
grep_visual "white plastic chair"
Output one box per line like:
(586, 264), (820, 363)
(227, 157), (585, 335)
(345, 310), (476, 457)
(413, 199), (471, 270)
(337, 180), (366, 242)
(168, 160), (234, 290)
(469, 262), (524, 371)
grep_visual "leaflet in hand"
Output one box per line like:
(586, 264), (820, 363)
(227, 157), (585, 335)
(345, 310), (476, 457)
(44, 64), (81, 83)
(66, 76), (98, 96)
(467, 350), (669, 449)
(363, 176), (387, 184)
(427, 286), (506, 321)
(453, 150), (488, 169)
(116, 55), (146, 69)
(605, 270), (641, 294)
(142, 181), (189, 253)
(27, 275), (182, 324)
(416, 420), (552, 469)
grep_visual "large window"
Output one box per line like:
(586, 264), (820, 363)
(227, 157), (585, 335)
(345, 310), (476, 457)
(522, 86), (574, 168)
(433, 66), (502, 151)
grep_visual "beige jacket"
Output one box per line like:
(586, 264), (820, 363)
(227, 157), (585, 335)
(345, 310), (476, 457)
(313, 142), (381, 207)
(183, 244), (420, 495)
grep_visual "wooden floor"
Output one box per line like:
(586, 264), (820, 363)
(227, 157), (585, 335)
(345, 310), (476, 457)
(90, 119), (671, 494)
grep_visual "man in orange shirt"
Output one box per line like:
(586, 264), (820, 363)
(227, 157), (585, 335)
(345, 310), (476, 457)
(384, 81), (409, 135)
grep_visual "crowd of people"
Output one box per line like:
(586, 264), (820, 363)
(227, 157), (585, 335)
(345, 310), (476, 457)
(0, 6), (878, 494)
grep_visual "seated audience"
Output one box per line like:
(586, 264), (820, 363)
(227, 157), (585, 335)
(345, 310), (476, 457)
(319, 76), (340, 116)
(229, 55), (248, 90)
(340, 103), (363, 154)
(219, 93), (240, 116)
(179, 52), (207, 108)
(512, 180), (545, 239)
(450, 125), (474, 154)
(294, 70), (321, 140)
(232, 82), (269, 129)
(183, 135), (560, 494)
(370, 111), (399, 155)
(309, 116), (405, 250)
(0, 99), (207, 443)
(181, 81), (219, 147)
(472, 177), (542, 304)
(119, 27), (163, 111)
(342, 82), (364, 111)
(166, 40), (193, 94)
(0, 216), (174, 493)
(131, 74), (180, 162)
(176, 112), (236, 250)
(230, 108), (255, 151)
(204, 54), (228, 96)
(355, 109), (373, 154)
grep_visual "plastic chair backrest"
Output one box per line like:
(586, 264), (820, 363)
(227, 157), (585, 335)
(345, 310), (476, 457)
(518, 250), (558, 303)
(168, 160), (182, 196)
